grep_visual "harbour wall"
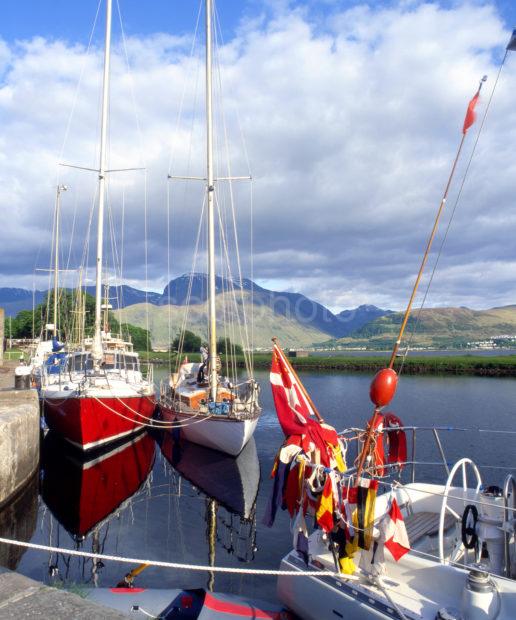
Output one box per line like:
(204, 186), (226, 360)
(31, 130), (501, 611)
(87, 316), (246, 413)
(0, 365), (40, 508)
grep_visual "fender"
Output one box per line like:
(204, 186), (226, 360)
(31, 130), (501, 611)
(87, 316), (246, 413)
(383, 412), (407, 471)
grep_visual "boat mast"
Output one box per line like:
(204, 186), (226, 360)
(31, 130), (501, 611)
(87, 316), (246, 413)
(205, 0), (218, 399)
(52, 184), (67, 338)
(92, 0), (112, 365)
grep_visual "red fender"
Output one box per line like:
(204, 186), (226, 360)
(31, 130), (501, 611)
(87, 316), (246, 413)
(384, 412), (407, 470)
(365, 412), (385, 476)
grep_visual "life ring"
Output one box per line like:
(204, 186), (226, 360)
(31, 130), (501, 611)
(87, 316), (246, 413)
(461, 504), (479, 550)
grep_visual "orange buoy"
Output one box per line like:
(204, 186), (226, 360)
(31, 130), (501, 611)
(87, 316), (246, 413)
(370, 368), (398, 407)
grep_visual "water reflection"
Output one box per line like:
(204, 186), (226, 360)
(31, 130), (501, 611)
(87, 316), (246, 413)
(158, 434), (260, 590)
(0, 472), (38, 570)
(40, 431), (155, 584)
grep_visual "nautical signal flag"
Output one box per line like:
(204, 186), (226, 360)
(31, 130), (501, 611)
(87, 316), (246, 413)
(463, 91), (480, 134)
(270, 344), (316, 436)
(382, 498), (410, 561)
(316, 475), (335, 533)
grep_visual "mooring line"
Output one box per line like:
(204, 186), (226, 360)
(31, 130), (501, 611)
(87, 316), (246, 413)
(0, 537), (337, 577)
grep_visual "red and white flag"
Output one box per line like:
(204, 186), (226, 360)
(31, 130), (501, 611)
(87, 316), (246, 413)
(382, 498), (410, 561)
(270, 344), (317, 436)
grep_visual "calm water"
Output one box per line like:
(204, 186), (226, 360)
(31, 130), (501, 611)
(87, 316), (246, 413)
(1, 370), (515, 603)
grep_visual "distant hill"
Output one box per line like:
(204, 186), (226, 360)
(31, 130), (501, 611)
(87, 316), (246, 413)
(119, 290), (330, 349)
(0, 288), (46, 317)
(0, 275), (388, 340)
(337, 304), (392, 334)
(328, 305), (516, 349)
(2, 277), (515, 350)
(83, 285), (163, 308)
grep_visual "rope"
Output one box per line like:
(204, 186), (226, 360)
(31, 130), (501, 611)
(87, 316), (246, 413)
(93, 394), (219, 430)
(0, 537), (338, 578)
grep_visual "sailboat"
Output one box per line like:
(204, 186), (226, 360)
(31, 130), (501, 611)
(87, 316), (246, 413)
(158, 0), (260, 456)
(272, 32), (516, 620)
(40, 0), (155, 451)
(14, 184), (68, 391)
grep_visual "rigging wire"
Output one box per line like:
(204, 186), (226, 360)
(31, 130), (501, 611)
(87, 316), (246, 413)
(212, 2), (253, 373)
(399, 55), (510, 376)
(115, 0), (150, 353)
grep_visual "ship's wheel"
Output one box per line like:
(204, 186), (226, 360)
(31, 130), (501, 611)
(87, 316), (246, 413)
(438, 458), (482, 564)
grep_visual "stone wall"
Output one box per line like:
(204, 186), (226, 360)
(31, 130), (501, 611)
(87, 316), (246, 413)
(0, 389), (39, 508)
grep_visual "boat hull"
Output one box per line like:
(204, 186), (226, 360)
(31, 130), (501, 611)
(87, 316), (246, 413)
(86, 587), (289, 619)
(43, 393), (156, 451)
(160, 405), (258, 456)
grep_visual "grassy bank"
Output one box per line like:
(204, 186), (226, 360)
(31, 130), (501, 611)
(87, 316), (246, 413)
(139, 351), (516, 376)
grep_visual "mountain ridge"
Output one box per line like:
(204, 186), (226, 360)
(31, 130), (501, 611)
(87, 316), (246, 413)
(0, 275), (390, 339)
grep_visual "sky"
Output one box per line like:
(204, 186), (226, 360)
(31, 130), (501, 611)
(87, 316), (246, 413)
(1, 0), (516, 312)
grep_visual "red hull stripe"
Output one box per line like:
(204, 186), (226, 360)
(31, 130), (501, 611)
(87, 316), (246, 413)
(203, 592), (281, 618)
(44, 395), (155, 450)
(109, 588), (146, 594)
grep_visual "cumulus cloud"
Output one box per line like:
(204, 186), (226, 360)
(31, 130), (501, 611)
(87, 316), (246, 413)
(0, 1), (515, 312)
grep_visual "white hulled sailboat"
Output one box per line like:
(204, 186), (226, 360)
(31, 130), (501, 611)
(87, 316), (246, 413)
(158, 0), (260, 456)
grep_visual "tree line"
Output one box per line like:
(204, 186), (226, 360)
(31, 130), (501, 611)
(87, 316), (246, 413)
(6, 290), (151, 351)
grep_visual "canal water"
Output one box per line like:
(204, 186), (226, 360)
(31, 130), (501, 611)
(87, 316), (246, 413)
(0, 369), (514, 603)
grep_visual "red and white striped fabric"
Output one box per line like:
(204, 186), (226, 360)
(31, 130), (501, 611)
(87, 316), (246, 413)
(270, 344), (316, 436)
(383, 498), (410, 561)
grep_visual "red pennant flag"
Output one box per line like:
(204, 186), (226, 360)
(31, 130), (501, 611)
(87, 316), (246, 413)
(463, 91), (479, 134)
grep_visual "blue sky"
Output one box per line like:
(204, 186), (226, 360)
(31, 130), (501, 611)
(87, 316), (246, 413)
(4, 1), (514, 44)
(1, 1), (516, 311)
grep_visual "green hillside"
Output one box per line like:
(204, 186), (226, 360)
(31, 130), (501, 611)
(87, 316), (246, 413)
(119, 290), (329, 349)
(328, 305), (516, 349)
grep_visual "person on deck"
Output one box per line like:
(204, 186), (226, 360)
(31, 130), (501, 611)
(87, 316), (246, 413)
(197, 344), (209, 384)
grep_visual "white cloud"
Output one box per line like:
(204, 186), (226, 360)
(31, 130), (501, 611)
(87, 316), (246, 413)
(0, 1), (515, 312)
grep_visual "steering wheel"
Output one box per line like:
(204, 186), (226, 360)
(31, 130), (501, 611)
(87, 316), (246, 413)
(438, 458), (482, 564)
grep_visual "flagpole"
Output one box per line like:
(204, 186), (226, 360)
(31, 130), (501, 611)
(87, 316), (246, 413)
(357, 78), (486, 480)
(272, 337), (325, 423)
(386, 76), (486, 369)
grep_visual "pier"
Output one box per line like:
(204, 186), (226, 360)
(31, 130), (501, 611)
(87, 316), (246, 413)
(0, 568), (127, 619)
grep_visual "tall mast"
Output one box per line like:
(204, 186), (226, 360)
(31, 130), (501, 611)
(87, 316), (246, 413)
(53, 184), (67, 338)
(206, 0), (218, 399)
(92, 0), (112, 364)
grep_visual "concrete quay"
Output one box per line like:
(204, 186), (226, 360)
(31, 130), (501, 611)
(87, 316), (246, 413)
(0, 362), (40, 508)
(0, 569), (127, 619)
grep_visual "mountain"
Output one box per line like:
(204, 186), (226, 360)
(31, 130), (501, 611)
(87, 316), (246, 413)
(0, 275), (387, 340)
(159, 274), (391, 338)
(119, 291), (329, 349)
(329, 305), (516, 349)
(336, 304), (391, 334)
(160, 273), (254, 305)
(83, 285), (163, 308)
(0, 288), (46, 317)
